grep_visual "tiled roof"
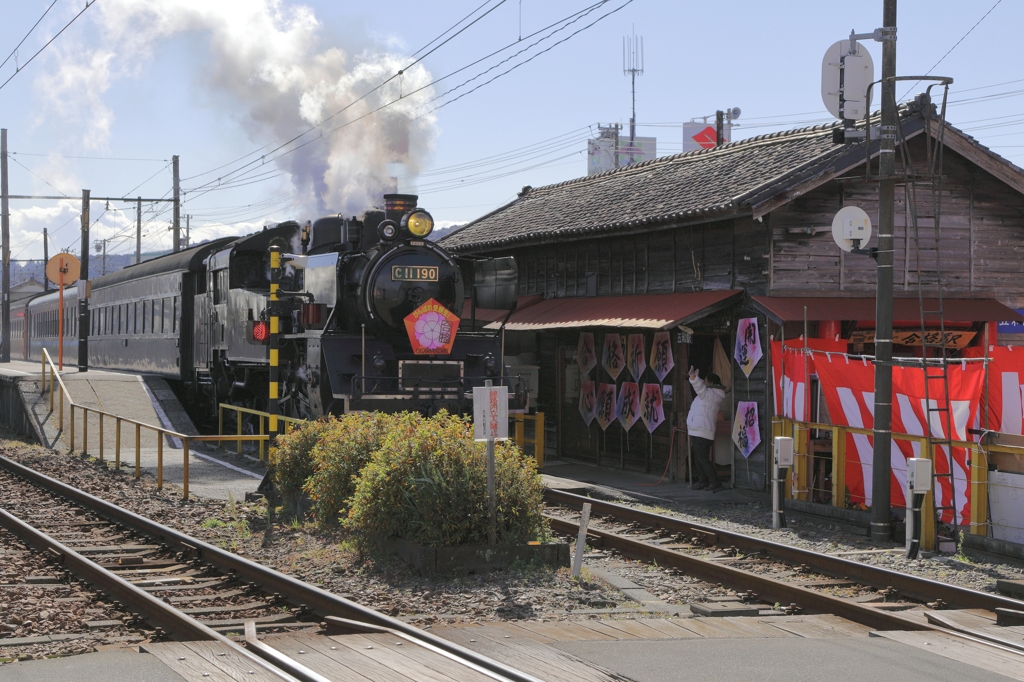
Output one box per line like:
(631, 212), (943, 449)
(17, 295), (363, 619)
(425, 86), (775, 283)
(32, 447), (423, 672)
(440, 118), (860, 251)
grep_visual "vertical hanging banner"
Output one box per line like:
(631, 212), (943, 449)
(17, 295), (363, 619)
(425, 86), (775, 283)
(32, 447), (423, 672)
(602, 334), (625, 380)
(732, 401), (761, 458)
(734, 317), (763, 378)
(617, 382), (640, 431)
(577, 332), (597, 376)
(579, 380), (597, 426)
(627, 334), (647, 381)
(404, 298), (460, 355)
(596, 383), (617, 431)
(650, 331), (675, 383)
(640, 383), (666, 433)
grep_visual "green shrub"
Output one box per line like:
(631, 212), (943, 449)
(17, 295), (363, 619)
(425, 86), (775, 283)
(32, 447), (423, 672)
(303, 411), (404, 524)
(344, 411), (548, 547)
(270, 417), (336, 496)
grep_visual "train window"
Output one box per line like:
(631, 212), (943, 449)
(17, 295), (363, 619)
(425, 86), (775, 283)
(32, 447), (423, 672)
(172, 297), (178, 333)
(163, 298), (170, 333)
(213, 270), (228, 305)
(142, 301), (148, 334)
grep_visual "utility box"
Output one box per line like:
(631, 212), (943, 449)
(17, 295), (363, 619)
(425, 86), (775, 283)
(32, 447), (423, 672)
(907, 457), (933, 493)
(774, 436), (794, 467)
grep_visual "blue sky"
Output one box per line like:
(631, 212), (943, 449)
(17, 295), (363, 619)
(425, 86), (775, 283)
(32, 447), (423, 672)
(1, 0), (1021, 268)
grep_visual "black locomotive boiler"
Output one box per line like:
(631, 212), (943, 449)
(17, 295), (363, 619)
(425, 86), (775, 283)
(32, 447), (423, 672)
(8, 194), (522, 422)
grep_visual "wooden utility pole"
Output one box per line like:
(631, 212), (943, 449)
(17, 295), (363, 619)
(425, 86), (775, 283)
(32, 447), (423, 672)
(78, 189), (90, 372)
(1, 129), (9, 363)
(43, 227), (49, 291)
(871, 0), (898, 544)
(715, 110), (725, 147)
(172, 155), (180, 252)
(136, 197), (142, 264)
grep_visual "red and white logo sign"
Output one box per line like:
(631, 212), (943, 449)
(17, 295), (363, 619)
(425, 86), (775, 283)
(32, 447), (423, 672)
(690, 125), (718, 149)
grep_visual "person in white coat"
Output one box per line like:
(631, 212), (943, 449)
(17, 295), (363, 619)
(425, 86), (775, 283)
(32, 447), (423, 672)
(687, 366), (727, 491)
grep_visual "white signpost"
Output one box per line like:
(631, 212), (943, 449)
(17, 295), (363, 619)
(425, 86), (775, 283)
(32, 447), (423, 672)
(474, 381), (509, 545)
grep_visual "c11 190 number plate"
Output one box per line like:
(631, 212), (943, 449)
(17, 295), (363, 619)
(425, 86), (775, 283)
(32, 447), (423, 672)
(392, 265), (438, 282)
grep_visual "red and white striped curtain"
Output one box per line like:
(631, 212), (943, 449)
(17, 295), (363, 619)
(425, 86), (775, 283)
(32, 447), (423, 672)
(814, 354), (984, 524)
(962, 345), (1024, 435)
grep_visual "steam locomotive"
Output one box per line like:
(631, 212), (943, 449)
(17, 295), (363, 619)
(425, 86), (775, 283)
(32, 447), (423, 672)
(6, 194), (522, 422)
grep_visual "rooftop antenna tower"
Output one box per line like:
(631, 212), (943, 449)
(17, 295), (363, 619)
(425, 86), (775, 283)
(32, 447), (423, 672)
(623, 29), (644, 163)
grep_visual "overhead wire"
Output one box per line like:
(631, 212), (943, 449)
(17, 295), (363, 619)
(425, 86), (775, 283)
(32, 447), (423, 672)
(0, 0), (99, 93)
(7, 155), (72, 197)
(422, 0), (633, 116)
(11, 151), (168, 162)
(898, 0), (1003, 101)
(0, 0), (60, 72)
(180, 0), (510, 186)
(183, 1), (615, 198)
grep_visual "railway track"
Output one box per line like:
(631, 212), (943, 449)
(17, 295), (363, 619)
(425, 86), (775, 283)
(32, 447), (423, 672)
(543, 489), (1024, 641)
(0, 454), (542, 682)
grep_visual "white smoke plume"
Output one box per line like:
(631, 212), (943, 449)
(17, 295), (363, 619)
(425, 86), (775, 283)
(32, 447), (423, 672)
(36, 0), (437, 217)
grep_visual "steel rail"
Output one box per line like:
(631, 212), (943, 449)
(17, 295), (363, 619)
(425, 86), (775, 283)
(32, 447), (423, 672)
(0, 454), (544, 682)
(544, 514), (932, 632)
(544, 489), (1024, 614)
(0, 507), (301, 682)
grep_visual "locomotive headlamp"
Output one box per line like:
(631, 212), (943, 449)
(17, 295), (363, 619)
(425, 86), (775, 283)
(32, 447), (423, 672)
(378, 220), (399, 241)
(403, 210), (434, 238)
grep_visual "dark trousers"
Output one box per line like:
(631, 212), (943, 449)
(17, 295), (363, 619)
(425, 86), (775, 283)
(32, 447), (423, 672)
(690, 436), (718, 486)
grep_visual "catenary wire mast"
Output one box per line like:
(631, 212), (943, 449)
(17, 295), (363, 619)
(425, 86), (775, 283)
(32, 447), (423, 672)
(623, 30), (644, 164)
(0, 128), (181, 365)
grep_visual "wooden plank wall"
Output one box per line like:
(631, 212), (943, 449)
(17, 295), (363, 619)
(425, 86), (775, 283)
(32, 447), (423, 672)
(770, 136), (1024, 304)
(511, 219), (770, 299)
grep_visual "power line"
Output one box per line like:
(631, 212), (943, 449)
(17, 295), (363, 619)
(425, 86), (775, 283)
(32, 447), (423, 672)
(419, 0), (634, 116)
(181, 1), (510, 187)
(10, 151), (168, 162)
(0, 0), (60, 72)
(7, 155), (72, 197)
(0, 0), (99, 93)
(185, 1), (625, 199)
(421, 0), (613, 109)
(899, 0), (1003, 101)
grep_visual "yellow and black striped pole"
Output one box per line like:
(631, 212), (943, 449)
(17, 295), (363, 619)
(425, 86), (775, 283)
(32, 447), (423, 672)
(268, 245), (282, 437)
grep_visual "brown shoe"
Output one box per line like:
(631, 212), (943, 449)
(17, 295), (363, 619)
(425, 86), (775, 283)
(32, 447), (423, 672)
(707, 482), (724, 492)
(691, 481), (708, 490)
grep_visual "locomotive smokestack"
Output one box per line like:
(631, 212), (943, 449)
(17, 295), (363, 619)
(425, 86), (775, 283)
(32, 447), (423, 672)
(383, 194), (418, 222)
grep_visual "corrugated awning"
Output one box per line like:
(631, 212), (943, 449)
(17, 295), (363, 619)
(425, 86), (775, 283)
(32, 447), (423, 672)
(752, 296), (1024, 324)
(485, 290), (743, 331)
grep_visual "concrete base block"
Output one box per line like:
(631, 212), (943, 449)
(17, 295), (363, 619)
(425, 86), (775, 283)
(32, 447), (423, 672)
(996, 578), (1024, 600)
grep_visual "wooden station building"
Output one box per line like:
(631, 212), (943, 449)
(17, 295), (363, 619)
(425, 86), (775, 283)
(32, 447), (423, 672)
(442, 98), (1024, 493)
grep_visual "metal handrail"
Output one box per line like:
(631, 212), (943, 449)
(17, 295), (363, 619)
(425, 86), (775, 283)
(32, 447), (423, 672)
(218, 403), (306, 461)
(773, 416), (1024, 550)
(40, 348), (268, 499)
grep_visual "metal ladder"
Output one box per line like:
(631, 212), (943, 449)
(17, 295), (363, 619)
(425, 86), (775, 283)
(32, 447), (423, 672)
(900, 88), (959, 539)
